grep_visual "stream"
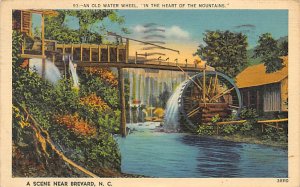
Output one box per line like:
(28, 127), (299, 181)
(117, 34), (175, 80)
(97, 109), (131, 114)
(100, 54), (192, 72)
(117, 122), (288, 178)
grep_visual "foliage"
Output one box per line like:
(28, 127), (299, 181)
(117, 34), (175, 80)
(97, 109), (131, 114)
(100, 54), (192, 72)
(197, 124), (215, 136)
(253, 33), (284, 73)
(261, 126), (287, 142)
(239, 108), (258, 121)
(45, 10), (127, 44)
(84, 67), (118, 87)
(220, 124), (239, 135)
(54, 113), (97, 136)
(80, 93), (111, 112)
(12, 30), (122, 176)
(194, 30), (248, 77)
(79, 71), (119, 109)
(211, 114), (220, 123)
(278, 40), (288, 56)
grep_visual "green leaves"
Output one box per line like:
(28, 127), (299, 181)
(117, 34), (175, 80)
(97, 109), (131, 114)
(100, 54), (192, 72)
(12, 31), (122, 175)
(253, 33), (284, 73)
(195, 30), (248, 77)
(45, 10), (127, 44)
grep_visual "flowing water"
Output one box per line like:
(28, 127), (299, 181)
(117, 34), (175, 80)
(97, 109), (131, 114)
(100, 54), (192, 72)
(29, 58), (61, 84)
(69, 59), (79, 88)
(163, 81), (187, 132)
(117, 123), (288, 178)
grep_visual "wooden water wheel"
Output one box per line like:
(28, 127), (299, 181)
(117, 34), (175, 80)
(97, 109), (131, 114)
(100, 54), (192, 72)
(178, 71), (242, 127)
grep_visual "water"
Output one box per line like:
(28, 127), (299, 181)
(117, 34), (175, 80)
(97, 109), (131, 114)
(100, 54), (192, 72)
(69, 60), (79, 88)
(117, 123), (288, 178)
(29, 58), (61, 84)
(163, 81), (187, 132)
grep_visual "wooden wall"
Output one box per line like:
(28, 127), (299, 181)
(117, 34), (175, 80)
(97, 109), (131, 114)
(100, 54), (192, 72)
(241, 82), (285, 114)
(263, 83), (281, 112)
(280, 77), (288, 111)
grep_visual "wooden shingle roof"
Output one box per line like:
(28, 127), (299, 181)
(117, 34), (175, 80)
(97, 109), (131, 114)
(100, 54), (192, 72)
(236, 56), (288, 88)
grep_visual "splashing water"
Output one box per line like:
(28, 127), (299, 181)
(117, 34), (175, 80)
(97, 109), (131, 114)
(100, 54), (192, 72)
(163, 81), (187, 132)
(29, 58), (61, 84)
(69, 59), (79, 88)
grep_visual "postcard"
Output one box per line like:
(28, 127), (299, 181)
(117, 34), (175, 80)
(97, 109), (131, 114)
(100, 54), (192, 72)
(1, 0), (299, 187)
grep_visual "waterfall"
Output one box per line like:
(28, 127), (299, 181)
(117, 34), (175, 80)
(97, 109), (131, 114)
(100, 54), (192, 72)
(29, 58), (61, 84)
(163, 81), (187, 132)
(69, 59), (79, 88)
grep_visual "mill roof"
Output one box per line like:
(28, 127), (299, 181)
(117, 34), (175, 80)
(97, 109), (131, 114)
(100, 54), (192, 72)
(236, 56), (288, 88)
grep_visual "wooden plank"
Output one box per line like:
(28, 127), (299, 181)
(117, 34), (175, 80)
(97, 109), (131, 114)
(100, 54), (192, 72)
(80, 44), (83, 61)
(71, 45), (74, 57)
(89, 47), (92, 62)
(108, 46), (110, 63)
(117, 47), (120, 62)
(210, 87), (235, 102)
(216, 120), (247, 125)
(98, 46), (101, 62)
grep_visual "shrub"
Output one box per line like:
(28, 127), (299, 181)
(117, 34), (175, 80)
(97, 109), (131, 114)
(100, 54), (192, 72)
(197, 124), (215, 135)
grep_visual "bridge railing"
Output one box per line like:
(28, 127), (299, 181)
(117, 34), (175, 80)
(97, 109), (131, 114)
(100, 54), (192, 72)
(55, 43), (128, 64)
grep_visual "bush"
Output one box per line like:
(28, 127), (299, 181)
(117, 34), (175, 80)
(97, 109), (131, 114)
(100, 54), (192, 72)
(12, 30), (122, 176)
(220, 124), (239, 135)
(197, 124), (215, 135)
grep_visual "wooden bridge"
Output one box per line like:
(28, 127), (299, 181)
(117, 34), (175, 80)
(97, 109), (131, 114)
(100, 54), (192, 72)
(50, 42), (205, 72)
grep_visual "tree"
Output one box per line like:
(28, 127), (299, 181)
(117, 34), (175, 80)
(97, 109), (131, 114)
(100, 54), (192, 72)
(45, 10), (127, 44)
(279, 40), (288, 56)
(194, 30), (248, 77)
(253, 33), (283, 73)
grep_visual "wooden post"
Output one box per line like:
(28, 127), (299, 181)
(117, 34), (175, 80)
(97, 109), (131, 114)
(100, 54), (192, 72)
(89, 47), (92, 62)
(71, 45), (74, 59)
(107, 46), (110, 63)
(62, 44), (65, 59)
(41, 14), (45, 57)
(117, 47), (119, 63)
(98, 46), (101, 62)
(80, 44), (83, 61)
(126, 38), (129, 63)
(118, 68), (127, 137)
(41, 14), (46, 78)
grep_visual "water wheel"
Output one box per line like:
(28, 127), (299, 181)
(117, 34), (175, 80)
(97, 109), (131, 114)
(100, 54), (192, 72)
(178, 71), (242, 128)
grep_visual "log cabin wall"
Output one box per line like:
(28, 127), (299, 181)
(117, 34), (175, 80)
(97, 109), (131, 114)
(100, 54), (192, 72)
(21, 11), (32, 35)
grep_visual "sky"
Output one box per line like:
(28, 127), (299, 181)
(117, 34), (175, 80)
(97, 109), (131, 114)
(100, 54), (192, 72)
(33, 9), (288, 64)
(114, 10), (288, 63)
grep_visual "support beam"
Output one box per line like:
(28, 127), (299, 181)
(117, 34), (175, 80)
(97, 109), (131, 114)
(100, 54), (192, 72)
(118, 68), (127, 137)
(126, 39), (129, 63)
(41, 14), (45, 56)
(42, 58), (46, 79)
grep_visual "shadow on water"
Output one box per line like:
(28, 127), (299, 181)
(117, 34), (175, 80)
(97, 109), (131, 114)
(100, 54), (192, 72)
(180, 135), (242, 177)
